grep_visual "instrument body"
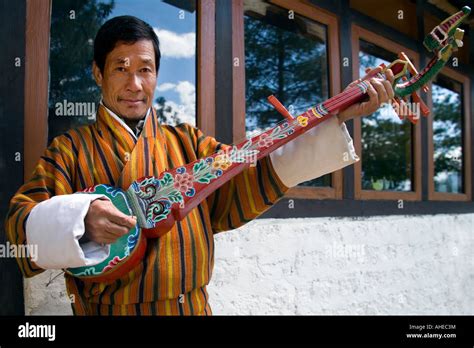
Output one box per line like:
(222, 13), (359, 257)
(66, 7), (470, 283)
(67, 185), (147, 283)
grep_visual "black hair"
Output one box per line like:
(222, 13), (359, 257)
(93, 15), (161, 74)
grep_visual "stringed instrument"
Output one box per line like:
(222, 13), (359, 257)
(66, 6), (471, 283)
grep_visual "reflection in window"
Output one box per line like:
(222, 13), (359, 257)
(432, 75), (464, 193)
(244, 0), (331, 187)
(359, 40), (414, 192)
(48, 0), (196, 142)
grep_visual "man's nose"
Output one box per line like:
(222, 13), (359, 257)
(126, 73), (142, 92)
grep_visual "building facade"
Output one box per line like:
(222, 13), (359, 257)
(1, 0), (473, 315)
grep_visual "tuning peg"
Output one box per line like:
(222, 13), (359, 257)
(411, 92), (430, 117)
(392, 98), (405, 120)
(394, 97), (418, 124)
(398, 52), (418, 76)
(398, 52), (429, 93)
(362, 65), (385, 81)
(398, 76), (429, 119)
(267, 95), (294, 122)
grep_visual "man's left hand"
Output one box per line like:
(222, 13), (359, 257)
(337, 68), (395, 124)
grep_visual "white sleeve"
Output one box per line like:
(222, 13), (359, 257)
(25, 194), (111, 269)
(269, 116), (360, 188)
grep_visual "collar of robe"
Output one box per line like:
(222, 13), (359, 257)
(94, 103), (170, 189)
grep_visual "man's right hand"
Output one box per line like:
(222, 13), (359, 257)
(83, 198), (137, 244)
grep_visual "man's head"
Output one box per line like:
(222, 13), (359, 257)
(92, 15), (160, 121)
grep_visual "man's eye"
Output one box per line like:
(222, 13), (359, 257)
(116, 67), (126, 72)
(141, 68), (152, 73)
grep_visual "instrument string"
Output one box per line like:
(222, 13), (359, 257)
(226, 66), (398, 150)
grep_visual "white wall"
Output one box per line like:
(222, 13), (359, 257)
(24, 213), (474, 315)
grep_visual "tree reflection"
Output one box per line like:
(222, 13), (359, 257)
(432, 82), (463, 193)
(359, 51), (413, 191)
(48, 0), (115, 141)
(244, 6), (330, 187)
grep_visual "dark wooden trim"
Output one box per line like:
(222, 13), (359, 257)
(417, 0), (430, 202)
(469, 26), (474, 202)
(260, 196), (474, 218)
(215, 0), (234, 144)
(339, 0), (355, 200)
(0, 0), (27, 315)
(24, 0), (51, 181)
(427, 68), (472, 201)
(308, 0), (342, 15)
(232, 0), (246, 142)
(197, 0), (216, 137)
(352, 24), (423, 201)
(349, 6), (420, 54)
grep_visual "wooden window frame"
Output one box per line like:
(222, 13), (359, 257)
(351, 25), (422, 201)
(24, 0), (51, 180)
(197, 0), (216, 137)
(24, 0), (213, 178)
(233, 0), (343, 200)
(427, 67), (472, 201)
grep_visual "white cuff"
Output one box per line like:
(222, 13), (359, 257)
(269, 116), (359, 188)
(25, 194), (111, 269)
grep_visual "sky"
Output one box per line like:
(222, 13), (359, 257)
(103, 0), (197, 125)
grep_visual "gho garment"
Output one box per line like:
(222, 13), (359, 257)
(5, 103), (358, 315)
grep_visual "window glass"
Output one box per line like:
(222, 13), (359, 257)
(244, 0), (331, 187)
(359, 40), (414, 192)
(432, 75), (464, 193)
(48, 0), (196, 142)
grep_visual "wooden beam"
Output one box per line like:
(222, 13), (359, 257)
(197, 0), (216, 137)
(24, 0), (51, 181)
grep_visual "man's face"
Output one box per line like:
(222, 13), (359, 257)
(93, 39), (157, 121)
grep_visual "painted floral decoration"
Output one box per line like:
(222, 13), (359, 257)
(297, 115), (309, 127)
(257, 133), (273, 148)
(173, 172), (195, 192)
(212, 154), (232, 171)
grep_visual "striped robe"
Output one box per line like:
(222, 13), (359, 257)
(5, 104), (289, 315)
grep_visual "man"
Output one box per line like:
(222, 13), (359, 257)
(5, 16), (394, 315)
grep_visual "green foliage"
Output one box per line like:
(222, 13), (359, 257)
(432, 84), (463, 179)
(192, 160), (207, 176)
(359, 51), (413, 191)
(244, 8), (330, 187)
(160, 172), (174, 187)
(48, 0), (114, 140)
(168, 190), (183, 203)
(196, 172), (217, 184)
(361, 112), (413, 190)
(244, 11), (327, 131)
(155, 96), (180, 125)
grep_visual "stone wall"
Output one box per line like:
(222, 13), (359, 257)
(24, 213), (474, 315)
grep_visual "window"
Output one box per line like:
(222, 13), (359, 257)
(428, 69), (472, 201)
(24, 0), (214, 181)
(47, 0), (197, 142)
(240, 0), (342, 199)
(23, 0), (473, 218)
(359, 42), (413, 192)
(351, 25), (422, 200)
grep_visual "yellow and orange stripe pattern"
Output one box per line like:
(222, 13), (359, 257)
(5, 104), (289, 315)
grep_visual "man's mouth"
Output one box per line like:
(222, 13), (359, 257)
(119, 98), (145, 106)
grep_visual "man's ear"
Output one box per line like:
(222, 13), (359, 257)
(92, 61), (103, 87)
